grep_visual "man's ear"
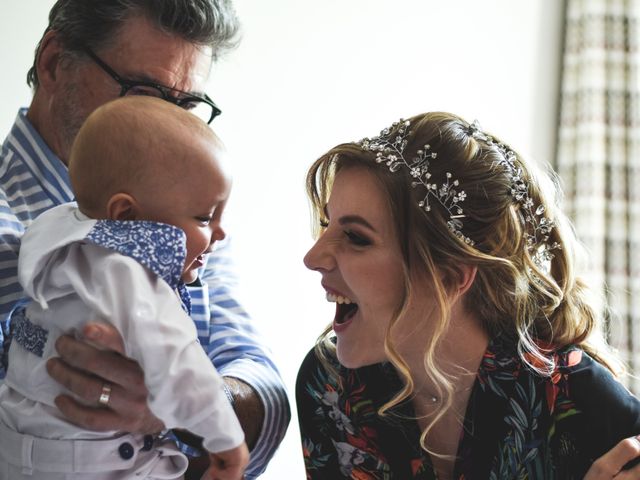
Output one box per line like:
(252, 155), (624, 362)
(36, 30), (67, 93)
(106, 193), (139, 221)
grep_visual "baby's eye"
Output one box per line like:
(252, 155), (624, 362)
(195, 216), (212, 225)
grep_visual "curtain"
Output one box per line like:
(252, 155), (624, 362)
(555, 0), (640, 391)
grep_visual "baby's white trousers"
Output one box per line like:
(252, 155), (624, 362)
(0, 420), (188, 479)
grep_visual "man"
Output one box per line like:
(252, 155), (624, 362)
(0, 1), (290, 478)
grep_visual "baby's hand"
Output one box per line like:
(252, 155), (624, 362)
(201, 442), (249, 480)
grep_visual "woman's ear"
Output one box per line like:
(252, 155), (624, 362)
(454, 264), (477, 298)
(106, 193), (139, 221)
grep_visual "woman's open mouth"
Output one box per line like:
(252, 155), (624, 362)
(326, 292), (358, 326)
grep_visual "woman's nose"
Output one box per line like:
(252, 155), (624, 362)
(303, 236), (334, 272)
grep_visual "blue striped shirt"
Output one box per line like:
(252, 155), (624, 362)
(0, 109), (290, 478)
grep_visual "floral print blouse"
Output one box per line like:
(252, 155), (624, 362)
(296, 337), (640, 479)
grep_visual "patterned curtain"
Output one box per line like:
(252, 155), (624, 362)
(555, 0), (640, 392)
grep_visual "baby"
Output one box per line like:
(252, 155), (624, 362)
(0, 97), (248, 480)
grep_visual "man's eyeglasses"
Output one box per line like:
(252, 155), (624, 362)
(83, 48), (221, 124)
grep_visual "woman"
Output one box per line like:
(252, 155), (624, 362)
(297, 112), (640, 479)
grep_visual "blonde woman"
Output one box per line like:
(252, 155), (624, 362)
(297, 112), (640, 479)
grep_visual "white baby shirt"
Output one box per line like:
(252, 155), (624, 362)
(0, 203), (244, 453)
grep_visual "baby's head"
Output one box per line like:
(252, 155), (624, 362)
(69, 96), (231, 283)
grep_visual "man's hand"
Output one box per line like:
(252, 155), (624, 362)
(46, 322), (164, 434)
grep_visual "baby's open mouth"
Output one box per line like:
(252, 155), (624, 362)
(326, 292), (358, 324)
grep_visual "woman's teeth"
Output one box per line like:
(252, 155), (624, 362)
(326, 292), (353, 304)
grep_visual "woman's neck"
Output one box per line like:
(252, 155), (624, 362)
(407, 302), (489, 479)
(408, 302), (489, 405)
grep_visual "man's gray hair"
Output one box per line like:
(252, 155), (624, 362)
(27, 0), (240, 88)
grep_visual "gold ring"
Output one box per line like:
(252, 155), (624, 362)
(98, 383), (112, 406)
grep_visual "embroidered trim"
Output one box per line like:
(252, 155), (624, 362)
(86, 221), (192, 314)
(12, 308), (48, 357)
(177, 283), (192, 316)
(86, 220), (187, 290)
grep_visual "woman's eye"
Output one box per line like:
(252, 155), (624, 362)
(345, 230), (371, 247)
(319, 219), (329, 229)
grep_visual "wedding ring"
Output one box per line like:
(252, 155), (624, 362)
(98, 382), (112, 406)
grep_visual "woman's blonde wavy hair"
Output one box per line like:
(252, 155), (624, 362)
(306, 111), (623, 453)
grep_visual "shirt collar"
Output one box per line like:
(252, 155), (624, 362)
(85, 219), (188, 292)
(4, 108), (74, 204)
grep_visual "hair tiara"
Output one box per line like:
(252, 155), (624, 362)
(357, 118), (560, 270)
(359, 120), (474, 245)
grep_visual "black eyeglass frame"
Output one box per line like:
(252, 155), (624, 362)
(83, 47), (221, 124)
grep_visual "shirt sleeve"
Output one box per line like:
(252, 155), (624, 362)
(51, 242), (245, 453)
(566, 351), (640, 463)
(197, 236), (291, 477)
(295, 346), (353, 479)
(0, 189), (26, 379)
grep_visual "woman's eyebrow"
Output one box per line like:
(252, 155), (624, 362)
(338, 215), (377, 232)
(323, 205), (377, 232)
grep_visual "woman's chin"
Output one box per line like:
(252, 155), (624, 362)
(336, 348), (377, 370)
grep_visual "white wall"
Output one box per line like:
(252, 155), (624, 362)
(1, 1), (564, 477)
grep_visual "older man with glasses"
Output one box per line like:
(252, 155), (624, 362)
(0, 1), (290, 479)
(82, 47), (222, 124)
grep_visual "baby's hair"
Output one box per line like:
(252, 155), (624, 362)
(69, 96), (220, 217)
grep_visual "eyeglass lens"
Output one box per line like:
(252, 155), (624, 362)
(123, 86), (214, 124)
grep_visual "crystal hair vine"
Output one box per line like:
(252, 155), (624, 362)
(358, 120), (475, 246)
(466, 121), (561, 268)
(358, 118), (561, 270)
(358, 120), (474, 245)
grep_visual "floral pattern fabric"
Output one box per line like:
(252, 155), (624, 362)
(296, 337), (640, 479)
(86, 220), (186, 290)
(86, 220), (191, 314)
(12, 220), (193, 359)
(11, 307), (45, 357)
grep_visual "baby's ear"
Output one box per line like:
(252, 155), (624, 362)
(106, 193), (138, 221)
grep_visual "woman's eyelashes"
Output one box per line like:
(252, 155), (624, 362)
(320, 218), (372, 247)
(344, 229), (371, 247)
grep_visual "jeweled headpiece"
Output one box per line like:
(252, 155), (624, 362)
(466, 120), (560, 268)
(358, 118), (560, 269)
(359, 120), (474, 245)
